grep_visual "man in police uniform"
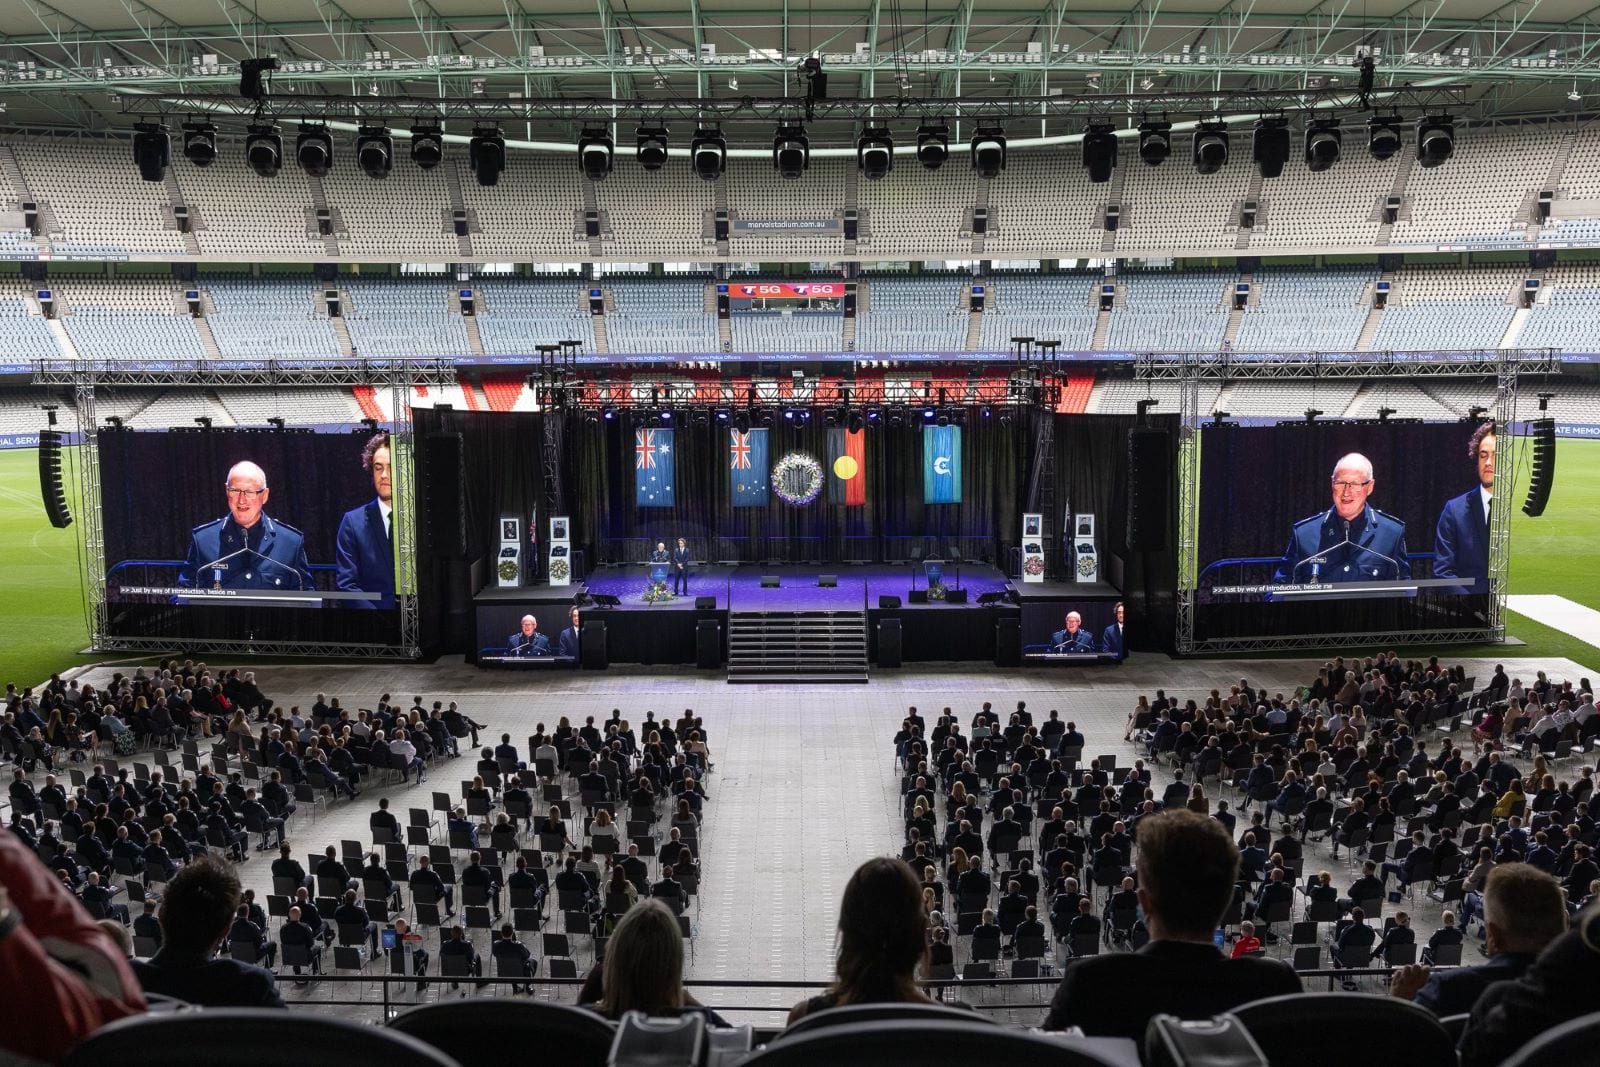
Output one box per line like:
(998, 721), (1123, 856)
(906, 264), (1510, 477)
(506, 615), (549, 656)
(178, 460), (314, 592)
(1276, 452), (1411, 584)
(1051, 611), (1096, 652)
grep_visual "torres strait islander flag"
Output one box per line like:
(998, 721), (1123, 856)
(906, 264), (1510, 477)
(729, 428), (769, 506)
(827, 427), (866, 505)
(635, 427), (675, 507)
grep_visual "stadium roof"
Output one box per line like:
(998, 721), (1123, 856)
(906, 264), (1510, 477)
(1, 0), (1596, 138)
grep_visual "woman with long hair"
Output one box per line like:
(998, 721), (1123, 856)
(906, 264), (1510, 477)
(589, 899), (726, 1023)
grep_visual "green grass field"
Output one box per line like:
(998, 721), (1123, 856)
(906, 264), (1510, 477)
(2, 438), (1598, 684)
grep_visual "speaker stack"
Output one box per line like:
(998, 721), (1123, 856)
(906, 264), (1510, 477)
(423, 433), (465, 556)
(1126, 427), (1171, 551)
(38, 429), (72, 529)
(1522, 419), (1556, 517)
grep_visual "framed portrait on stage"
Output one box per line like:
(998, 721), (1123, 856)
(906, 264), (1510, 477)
(550, 516), (569, 543)
(1021, 513), (1045, 583)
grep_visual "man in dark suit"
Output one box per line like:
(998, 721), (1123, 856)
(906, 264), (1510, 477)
(670, 537), (691, 595)
(1094, 603), (1123, 661)
(279, 906), (322, 977)
(1043, 810), (1301, 1037)
(335, 890), (379, 954)
(1276, 453), (1410, 584)
(490, 924), (538, 993)
(334, 432), (397, 609)
(130, 857), (284, 1008)
(439, 926), (481, 989)
(558, 608), (582, 659)
(507, 615), (550, 657)
(1050, 612), (1095, 653)
(178, 460), (313, 593)
(1432, 422), (1494, 585)
(228, 903), (276, 968)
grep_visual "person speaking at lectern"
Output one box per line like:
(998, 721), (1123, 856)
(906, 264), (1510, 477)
(1051, 612), (1095, 653)
(178, 460), (313, 593)
(507, 615), (549, 657)
(1275, 452), (1410, 585)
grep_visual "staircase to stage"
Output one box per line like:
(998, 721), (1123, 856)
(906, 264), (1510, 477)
(726, 609), (869, 684)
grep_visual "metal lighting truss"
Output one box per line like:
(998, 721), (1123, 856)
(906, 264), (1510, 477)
(558, 369), (1053, 411)
(46, 358), (451, 660)
(1151, 349), (1553, 656)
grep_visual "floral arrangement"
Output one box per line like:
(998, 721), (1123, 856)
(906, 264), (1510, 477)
(1076, 554), (1097, 577)
(549, 558), (569, 582)
(643, 582), (675, 603)
(497, 559), (519, 581)
(771, 451), (824, 506)
(1023, 556), (1045, 576)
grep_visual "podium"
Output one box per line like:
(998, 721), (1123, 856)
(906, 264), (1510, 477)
(644, 560), (671, 603)
(923, 560), (945, 593)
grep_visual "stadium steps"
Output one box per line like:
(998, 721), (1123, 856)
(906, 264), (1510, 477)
(1056, 373), (1095, 414)
(1375, 143), (1417, 245)
(460, 375), (487, 411)
(726, 610), (869, 684)
(964, 310), (983, 350)
(1355, 273), (1392, 351)
(713, 176), (730, 256)
(1235, 170), (1264, 250)
(970, 180), (989, 257)
(1503, 306), (1532, 348)
(593, 313), (609, 354)
(442, 163), (474, 258)
(1090, 305), (1112, 351)
(192, 314), (222, 359)
(45, 317), (77, 360)
(1222, 272), (1251, 348)
(480, 374), (524, 412)
(1099, 165), (1128, 255)
(842, 309), (857, 352)
(330, 306), (355, 357)
(1414, 380), (1467, 417)
(305, 174), (343, 257)
(842, 163), (860, 255)
(351, 386), (384, 421)
(0, 146), (53, 252)
(160, 170), (203, 255)
(463, 311), (485, 357)
(717, 314), (731, 352)
(1342, 381), (1375, 418)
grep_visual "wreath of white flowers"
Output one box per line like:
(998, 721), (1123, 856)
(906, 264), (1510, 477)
(771, 451), (824, 506)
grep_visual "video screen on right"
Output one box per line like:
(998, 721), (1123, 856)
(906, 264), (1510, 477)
(1194, 419), (1498, 640)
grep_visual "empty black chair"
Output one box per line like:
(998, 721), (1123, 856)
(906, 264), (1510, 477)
(777, 1002), (996, 1042)
(1225, 993), (1455, 1067)
(741, 1020), (1121, 1067)
(387, 1000), (615, 1067)
(65, 1009), (459, 1067)
(1498, 1009), (1600, 1067)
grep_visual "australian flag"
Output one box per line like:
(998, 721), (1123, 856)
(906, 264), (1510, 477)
(729, 428), (769, 507)
(636, 427), (675, 507)
(923, 424), (962, 504)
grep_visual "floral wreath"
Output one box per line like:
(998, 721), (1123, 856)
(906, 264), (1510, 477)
(771, 451), (824, 506)
(549, 558), (570, 581)
(497, 558), (519, 581)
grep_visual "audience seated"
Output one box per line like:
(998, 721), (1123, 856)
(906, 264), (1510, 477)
(1458, 902), (1600, 1067)
(129, 856), (284, 1008)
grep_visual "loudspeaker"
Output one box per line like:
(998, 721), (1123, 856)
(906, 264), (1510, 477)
(877, 618), (902, 667)
(760, 575), (779, 588)
(580, 621), (608, 669)
(818, 574), (837, 587)
(908, 589), (929, 604)
(694, 595), (716, 611)
(1523, 418), (1556, 517)
(37, 429), (72, 529)
(423, 433), (465, 557)
(696, 620), (721, 668)
(945, 588), (968, 605)
(1126, 427), (1172, 552)
(878, 595), (901, 610)
(994, 617), (1021, 667)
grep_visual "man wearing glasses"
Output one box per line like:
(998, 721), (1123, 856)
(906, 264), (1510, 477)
(1275, 452), (1411, 584)
(178, 460), (314, 591)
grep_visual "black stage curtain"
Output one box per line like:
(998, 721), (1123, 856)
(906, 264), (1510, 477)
(569, 415), (1027, 565)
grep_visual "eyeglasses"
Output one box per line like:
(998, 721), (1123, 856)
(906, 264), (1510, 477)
(1331, 480), (1372, 491)
(225, 487), (266, 499)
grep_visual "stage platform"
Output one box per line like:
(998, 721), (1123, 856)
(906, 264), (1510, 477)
(472, 564), (1124, 666)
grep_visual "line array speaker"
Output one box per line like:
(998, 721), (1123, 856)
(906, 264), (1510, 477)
(1522, 418), (1556, 517)
(423, 433), (464, 557)
(38, 429), (72, 529)
(1126, 427), (1172, 552)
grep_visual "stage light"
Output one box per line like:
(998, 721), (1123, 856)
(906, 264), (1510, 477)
(733, 411), (750, 433)
(691, 126), (726, 181)
(784, 410), (796, 420)
(578, 125), (614, 181)
(239, 56), (276, 101)
(659, 410), (672, 422)
(923, 408), (935, 420)
(602, 406), (615, 420)
(470, 126), (505, 186)
(1082, 121), (1118, 183)
(716, 409), (730, 422)
(936, 410), (951, 427)
(132, 122), (170, 182)
(857, 125), (892, 181)
(295, 124), (333, 177)
(636, 125), (669, 170)
(244, 124), (282, 176)
(1137, 120), (1171, 166)
(772, 123), (809, 179)
(356, 125), (393, 179)
(410, 124), (444, 169)
(981, 406), (992, 418)
(1416, 115), (1455, 167)
(971, 125), (1007, 178)
(916, 123), (949, 170)
(1252, 116), (1290, 179)
(1367, 114), (1402, 161)
(1304, 408), (1323, 423)
(1192, 122), (1229, 174)
(800, 55), (827, 99)
(1305, 118), (1341, 172)
(848, 412), (864, 432)
(181, 122), (216, 167)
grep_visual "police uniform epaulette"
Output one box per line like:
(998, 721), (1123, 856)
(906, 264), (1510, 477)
(191, 516), (226, 534)
(1369, 507), (1405, 528)
(266, 516), (304, 537)
(1294, 511), (1329, 530)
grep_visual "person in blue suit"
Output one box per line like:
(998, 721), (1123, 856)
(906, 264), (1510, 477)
(507, 615), (549, 656)
(178, 460), (313, 592)
(334, 432), (396, 608)
(1099, 602), (1126, 660)
(1275, 452), (1411, 584)
(558, 608), (581, 658)
(1433, 423), (1494, 584)
(1051, 612), (1096, 652)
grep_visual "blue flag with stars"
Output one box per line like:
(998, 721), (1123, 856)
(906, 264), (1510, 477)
(922, 424), (962, 504)
(635, 427), (675, 507)
(729, 428), (769, 507)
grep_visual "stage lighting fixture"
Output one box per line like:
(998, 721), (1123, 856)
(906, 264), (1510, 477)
(1363, 114), (1401, 162)
(578, 125), (614, 181)
(132, 122), (170, 182)
(936, 410), (951, 427)
(244, 124), (282, 177)
(410, 124), (444, 169)
(784, 410), (795, 421)
(636, 125), (669, 170)
(916, 123), (949, 170)
(733, 411), (750, 433)
(181, 122), (216, 167)
(1137, 119), (1171, 166)
(602, 406), (616, 420)
(857, 125), (892, 181)
(1252, 116), (1290, 179)
(239, 56), (276, 101)
(1304, 408), (1323, 424)
(1415, 115), (1455, 167)
(356, 125), (393, 179)
(1081, 121), (1118, 183)
(691, 127), (726, 181)
(1304, 118), (1341, 172)
(848, 412), (864, 432)
(295, 124), (333, 177)
(922, 408), (935, 420)
(470, 126), (505, 185)
(971, 125), (1008, 178)
(759, 410), (774, 427)
(800, 55), (827, 99)
(772, 123), (810, 179)
(1192, 122), (1228, 174)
